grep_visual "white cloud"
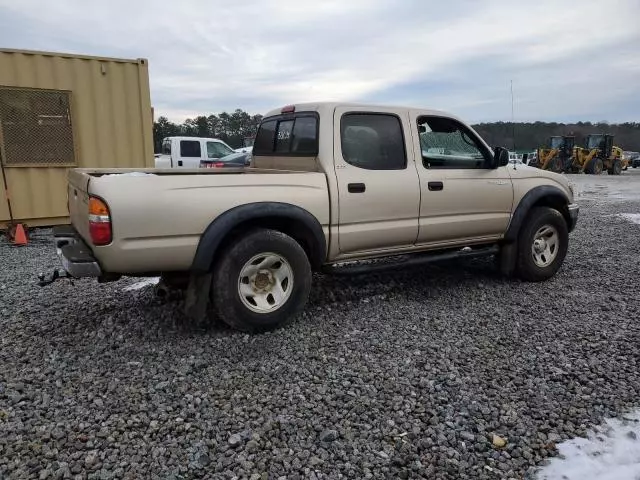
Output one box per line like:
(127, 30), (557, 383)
(0, 0), (638, 122)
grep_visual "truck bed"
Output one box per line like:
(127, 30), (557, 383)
(67, 168), (330, 274)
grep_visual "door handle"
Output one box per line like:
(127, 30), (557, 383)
(178, 160), (183, 167)
(428, 181), (444, 191)
(348, 183), (366, 193)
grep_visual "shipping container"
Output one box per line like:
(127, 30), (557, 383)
(0, 48), (154, 228)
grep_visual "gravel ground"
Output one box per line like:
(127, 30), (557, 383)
(1, 172), (640, 480)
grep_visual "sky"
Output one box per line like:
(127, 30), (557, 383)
(1, 0), (639, 124)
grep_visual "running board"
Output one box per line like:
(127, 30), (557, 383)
(322, 245), (499, 276)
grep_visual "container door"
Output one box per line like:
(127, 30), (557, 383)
(0, 86), (76, 226)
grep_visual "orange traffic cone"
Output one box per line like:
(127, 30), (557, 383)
(13, 223), (28, 246)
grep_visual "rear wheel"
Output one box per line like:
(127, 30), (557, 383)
(586, 158), (603, 175)
(608, 159), (622, 175)
(549, 157), (564, 173)
(515, 207), (569, 282)
(211, 229), (312, 333)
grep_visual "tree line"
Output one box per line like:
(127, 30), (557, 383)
(474, 121), (640, 152)
(153, 109), (640, 153)
(153, 109), (263, 152)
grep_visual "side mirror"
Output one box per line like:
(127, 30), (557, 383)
(493, 146), (510, 168)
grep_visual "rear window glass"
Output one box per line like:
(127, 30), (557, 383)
(275, 120), (294, 153)
(253, 120), (277, 153)
(253, 114), (318, 156)
(291, 116), (317, 154)
(180, 140), (201, 157)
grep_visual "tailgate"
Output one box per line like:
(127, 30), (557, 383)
(67, 169), (92, 243)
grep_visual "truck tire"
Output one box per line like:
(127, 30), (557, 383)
(515, 207), (568, 282)
(607, 159), (622, 175)
(211, 228), (312, 333)
(549, 157), (563, 173)
(585, 158), (603, 175)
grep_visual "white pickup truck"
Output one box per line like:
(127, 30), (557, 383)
(155, 136), (238, 168)
(42, 102), (578, 332)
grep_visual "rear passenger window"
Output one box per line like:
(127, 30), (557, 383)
(253, 115), (318, 156)
(180, 140), (201, 157)
(341, 114), (406, 170)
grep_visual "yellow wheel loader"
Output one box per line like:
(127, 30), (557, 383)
(574, 134), (624, 175)
(531, 136), (575, 173)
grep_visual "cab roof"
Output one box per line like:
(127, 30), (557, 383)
(164, 136), (228, 143)
(263, 101), (456, 119)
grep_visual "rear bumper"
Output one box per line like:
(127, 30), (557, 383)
(568, 203), (579, 232)
(52, 226), (102, 278)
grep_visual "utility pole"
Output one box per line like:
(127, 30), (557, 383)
(510, 80), (516, 151)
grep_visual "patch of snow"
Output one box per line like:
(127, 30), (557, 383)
(618, 214), (640, 225)
(536, 410), (640, 480)
(123, 277), (160, 291)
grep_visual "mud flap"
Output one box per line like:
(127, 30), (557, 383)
(184, 273), (212, 322)
(497, 241), (517, 277)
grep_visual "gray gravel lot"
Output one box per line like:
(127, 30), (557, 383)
(1, 172), (640, 480)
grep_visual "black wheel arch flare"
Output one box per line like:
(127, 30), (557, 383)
(191, 202), (327, 273)
(504, 185), (572, 242)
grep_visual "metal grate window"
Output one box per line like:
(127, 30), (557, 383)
(0, 87), (76, 166)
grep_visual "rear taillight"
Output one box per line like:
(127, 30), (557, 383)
(88, 196), (112, 246)
(201, 162), (224, 168)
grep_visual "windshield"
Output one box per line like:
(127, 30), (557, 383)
(207, 141), (234, 158)
(550, 137), (564, 149)
(587, 135), (603, 149)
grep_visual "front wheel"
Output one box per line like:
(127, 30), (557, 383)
(516, 207), (569, 282)
(211, 229), (312, 333)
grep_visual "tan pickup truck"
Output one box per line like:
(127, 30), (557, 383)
(42, 102), (579, 332)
